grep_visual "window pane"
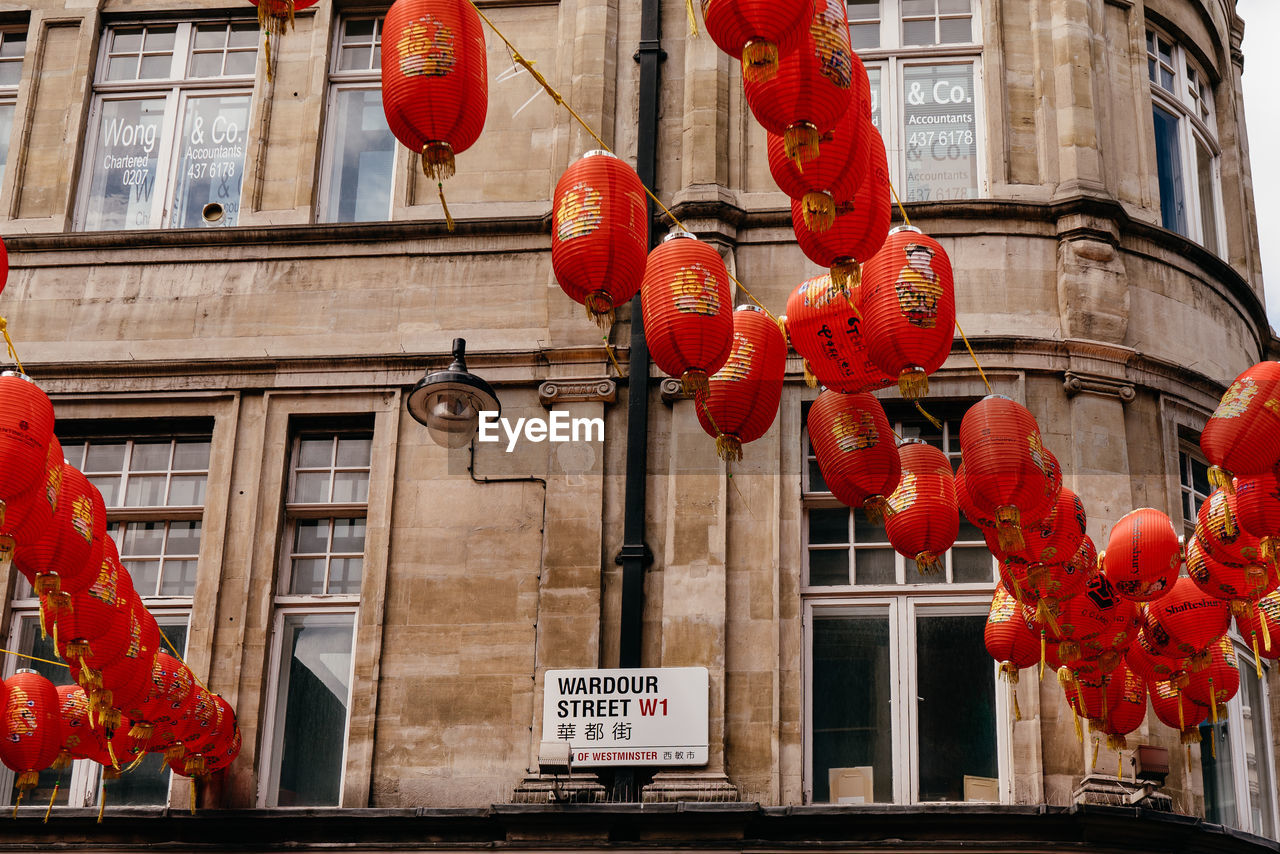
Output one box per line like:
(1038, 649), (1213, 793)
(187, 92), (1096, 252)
(1152, 105), (1187, 235)
(938, 0), (969, 12)
(1202, 719), (1238, 826)
(89, 475), (121, 507)
(332, 471), (369, 503)
(951, 547), (993, 583)
(812, 614), (893, 803)
(938, 17), (971, 43)
(299, 438), (333, 468)
(902, 19), (936, 46)
(85, 442), (127, 472)
(125, 559), (160, 596)
(168, 474), (207, 505)
(850, 23), (879, 50)
(290, 557), (327, 595)
(0, 33), (26, 59)
(143, 27), (176, 52)
(229, 23), (259, 49)
(1191, 454), (1210, 496)
(0, 60), (18, 88)
(173, 441), (210, 470)
(293, 471), (331, 504)
(321, 88), (394, 223)
(344, 18), (375, 39)
(193, 26), (226, 50)
(170, 95), (251, 228)
(123, 521), (165, 555)
(159, 559), (198, 596)
(903, 64), (978, 202)
(0, 102), (13, 190)
(1196, 138), (1219, 255)
(335, 437), (372, 467)
(224, 49), (256, 77)
(328, 557), (363, 594)
(853, 548), (897, 585)
(901, 0), (934, 14)
(125, 474), (167, 506)
(916, 613), (996, 801)
(339, 45), (372, 72)
(330, 518), (365, 554)
(808, 549), (850, 586)
(808, 460), (828, 493)
(138, 53), (172, 79)
(809, 508), (849, 544)
(112, 29), (143, 54)
(272, 613), (354, 806)
(131, 442), (171, 471)
(293, 519), (330, 554)
(1240, 662), (1276, 837)
(165, 520), (202, 555)
(867, 66), (882, 131)
(190, 52), (223, 78)
(83, 98), (165, 230)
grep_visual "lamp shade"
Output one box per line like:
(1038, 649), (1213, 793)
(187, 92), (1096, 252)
(985, 583), (1040, 681)
(1149, 678), (1208, 744)
(695, 305), (787, 461)
(381, 0), (488, 180)
(1182, 636), (1240, 716)
(551, 150), (649, 325)
(807, 390), (901, 523)
(1099, 663), (1147, 750)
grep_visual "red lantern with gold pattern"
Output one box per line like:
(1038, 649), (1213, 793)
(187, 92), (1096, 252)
(382, 0), (488, 180)
(641, 232), (734, 398)
(885, 440), (958, 575)
(1025, 583), (1108, 664)
(1183, 636), (1240, 727)
(1149, 679), (1208, 744)
(767, 66), (872, 231)
(695, 305), (787, 461)
(14, 464), (105, 597)
(700, 0), (813, 82)
(92, 596), (161, 729)
(1187, 533), (1278, 620)
(1234, 471), (1280, 565)
(124, 650), (192, 745)
(858, 226), (956, 400)
(1080, 576), (1143, 668)
(985, 584), (1040, 683)
(988, 486), (1086, 567)
(1099, 663), (1147, 751)
(1100, 508), (1182, 602)
(0, 669), (60, 800)
(47, 538), (128, 667)
(958, 395), (1060, 553)
(54, 685), (112, 769)
(1196, 486), (1265, 571)
(1143, 576), (1231, 663)
(807, 390), (901, 522)
(742, 0), (853, 169)
(0, 372), (56, 573)
(791, 128), (891, 294)
(1200, 361), (1280, 488)
(169, 686), (216, 766)
(1126, 626), (1188, 688)
(551, 150), (649, 326)
(784, 273), (895, 393)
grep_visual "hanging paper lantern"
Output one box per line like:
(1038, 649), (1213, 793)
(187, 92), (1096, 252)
(175, 694), (237, 779)
(1063, 671), (1105, 723)
(1187, 533), (1278, 621)
(695, 305), (787, 461)
(783, 273), (895, 393)
(0, 670), (61, 800)
(93, 597), (161, 729)
(0, 372), (56, 572)
(807, 390), (901, 522)
(1182, 637), (1240, 728)
(1000, 535), (1096, 609)
(767, 61), (872, 230)
(1099, 663), (1147, 750)
(168, 687), (217, 766)
(988, 487), (1087, 567)
(1149, 679), (1208, 744)
(1196, 485), (1266, 574)
(14, 464), (106, 597)
(1236, 592), (1280, 663)
(985, 583), (1040, 680)
(249, 0), (321, 78)
(640, 231), (734, 398)
(953, 462), (996, 530)
(1199, 361), (1280, 488)
(1234, 472), (1280, 565)
(46, 537), (126, 666)
(885, 440), (958, 575)
(1142, 576), (1231, 664)
(858, 225), (956, 400)
(1100, 508), (1182, 602)
(1125, 625), (1189, 688)
(741, 0), (853, 168)
(958, 395), (1060, 552)
(1080, 576), (1143, 669)
(791, 128), (891, 293)
(699, 0), (813, 82)
(126, 652), (196, 745)
(382, 0), (488, 180)
(1025, 586), (1108, 664)
(53, 685), (113, 770)
(551, 150), (649, 326)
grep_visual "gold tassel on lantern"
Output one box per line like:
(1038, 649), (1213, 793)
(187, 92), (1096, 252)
(584, 292), (616, 329)
(741, 39), (780, 83)
(43, 781), (59, 824)
(715, 434), (743, 463)
(1261, 613), (1273, 657)
(897, 366), (929, 401)
(915, 552), (943, 575)
(800, 191), (837, 232)
(862, 495), (891, 526)
(1252, 630), (1264, 680)
(1207, 465), (1234, 493)
(421, 141), (457, 182)
(1039, 629), (1046, 680)
(783, 122), (820, 169)
(0, 533), (14, 576)
(129, 721), (154, 744)
(994, 506), (1026, 552)
(1188, 649), (1210, 673)
(681, 369), (710, 400)
(803, 360), (819, 389)
(436, 182), (455, 232)
(829, 260), (861, 296)
(1035, 599), (1061, 638)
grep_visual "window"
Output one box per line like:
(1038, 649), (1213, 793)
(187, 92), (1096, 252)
(1177, 439), (1211, 537)
(803, 404), (1006, 804)
(261, 430), (370, 807)
(1200, 644), (1278, 838)
(0, 28), (26, 187)
(1146, 28), (1222, 253)
(854, 0), (982, 203)
(78, 22), (258, 231)
(319, 16), (395, 223)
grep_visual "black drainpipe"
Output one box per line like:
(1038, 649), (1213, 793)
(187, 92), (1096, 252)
(611, 0), (663, 802)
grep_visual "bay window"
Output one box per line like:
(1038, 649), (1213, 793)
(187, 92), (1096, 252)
(77, 22), (258, 230)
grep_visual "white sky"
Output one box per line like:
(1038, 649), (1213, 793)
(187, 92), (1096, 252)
(1237, 0), (1279, 331)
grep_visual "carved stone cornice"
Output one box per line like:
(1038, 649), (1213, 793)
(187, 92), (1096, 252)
(537, 379), (616, 407)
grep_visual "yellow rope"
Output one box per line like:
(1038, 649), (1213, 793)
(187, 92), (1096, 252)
(0, 318), (25, 374)
(954, 320), (993, 394)
(888, 179), (912, 227)
(602, 336), (623, 377)
(0, 647), (67, 668)
(684, 0), (699, 36)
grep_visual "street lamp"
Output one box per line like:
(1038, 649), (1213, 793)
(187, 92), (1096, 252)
(407, 337), (500, 448)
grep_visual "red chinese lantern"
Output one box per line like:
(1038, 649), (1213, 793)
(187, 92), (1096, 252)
(1063, 671), (1105, 724)
(249, 0), (320, 79)
(699, 0), (813, 82)
(1187, 533), (1278, 620)
(783, 273), (895, 393)
(174, 694), (238, 780)
(1196, 485), (1265, 573)
(885, 440), (958, 575)
(1236, 592), (1280, 665)
(640, 231), (734, 397)
(1149, 679), (1208, 744)
(15, 464), (106, 597)
(1200, 361), (1280, 488)
(791, 128), (891, 293)
(767, 67), (872, 231)
(0, 372), (56, 571)
(958, 395), (1060, 552)
(741, 0), (853, 168)
(858, 226), (956, 400)
(382, 0), (488, 183)
(1183, 636), (1240, 727)
(807, 390), (901, 522)
(93, 598), (161, 729)
(1099, 663), (1147, 751)
(1126, 627), (1188, 688)
(695, 305), (786, 461)
(1080, 578), (1143, 668)
(985, 584), (1040, 681)
(1025, 585), (1108, 663)
(988, 486), (1086, 567)
(0, 670), (60, 802)
(46, 538), (127, 666)
(1100, 508), (1182, 602)
(1234, 471), (1280, 564)
(1001, 535), (1096, 610)
(1142, 576), (1231, 664)
(551, 150), (649, 326)
(169, 686), (217, 766)
(53, 685), (112, 770)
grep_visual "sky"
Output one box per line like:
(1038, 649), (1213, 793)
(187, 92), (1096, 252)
(1237, 0), (1279, 330)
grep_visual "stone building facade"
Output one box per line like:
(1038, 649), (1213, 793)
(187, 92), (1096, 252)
(0, 0), (1274, 849)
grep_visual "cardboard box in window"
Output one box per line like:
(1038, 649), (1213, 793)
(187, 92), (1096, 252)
(828, 767), (873, 804)
(963, 774), (999, 802)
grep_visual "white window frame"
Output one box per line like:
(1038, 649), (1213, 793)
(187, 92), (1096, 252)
(1177, 437), (1211, 538)
(853, 0), (986, 202)
(257, 605), (359, 807)
(0, 26), (26, 186)
(803, 593), (1011, 805)
(1145, 25), (1225, 253)
(75, 20), (258, 231)
(317, 14), (394, 224)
